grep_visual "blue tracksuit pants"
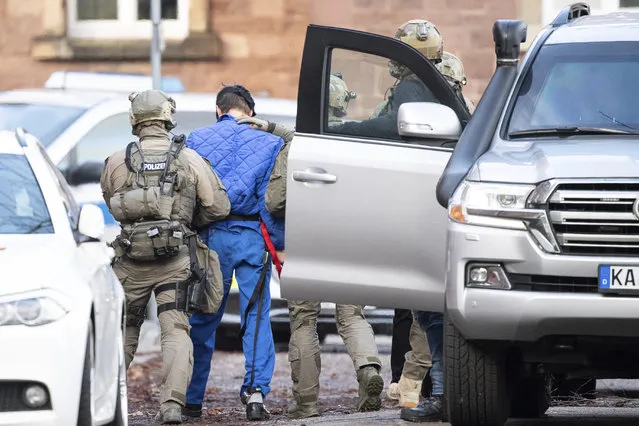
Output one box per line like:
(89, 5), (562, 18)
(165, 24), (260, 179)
(186, 226), (275, 404)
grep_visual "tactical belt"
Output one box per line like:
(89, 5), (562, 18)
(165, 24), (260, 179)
(154, 281), (190, 315)
(226, 214), (260, 222)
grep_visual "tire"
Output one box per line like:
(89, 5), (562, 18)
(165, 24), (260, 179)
(510, 374), (550, 418)
(445, 310), (509, 426)
(77, 322), (96, 426)
(106, 327), (128, 426)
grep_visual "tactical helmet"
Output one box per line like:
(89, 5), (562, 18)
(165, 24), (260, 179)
(390, 19), (443, 78)
(436, 51), (468, 87)
(128, 90), (176, 131)
(328, 73), (357, 118)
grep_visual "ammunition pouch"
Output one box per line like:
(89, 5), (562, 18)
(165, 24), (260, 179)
(118, 220), (185, 261)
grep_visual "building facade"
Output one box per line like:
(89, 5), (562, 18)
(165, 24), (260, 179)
(0, 0), (637, 103)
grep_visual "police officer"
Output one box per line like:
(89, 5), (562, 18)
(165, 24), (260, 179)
(331, 19), (444, 139)
(239, 74), (385, 419)
(184, 85), (285, 421)
(436, 51), (476, 113)
(100, 90), (231, 423)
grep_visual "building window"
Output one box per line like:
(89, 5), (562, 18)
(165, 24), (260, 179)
(67, 0), (189, 40)
(620, 0), (639, 7)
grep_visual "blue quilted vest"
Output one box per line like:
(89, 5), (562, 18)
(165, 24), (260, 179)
(186, 114), (285, 250)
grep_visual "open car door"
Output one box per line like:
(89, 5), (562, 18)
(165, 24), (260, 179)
(281, 25), (471, 311)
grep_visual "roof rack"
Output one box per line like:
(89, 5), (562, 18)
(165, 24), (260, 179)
(44, 71), (186, 93)
(14, 127), (28, 147)
(551, 2), (590, 27)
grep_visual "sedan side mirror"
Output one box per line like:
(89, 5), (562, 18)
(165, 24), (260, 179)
(397, 102), (462, 140)
(78, 203), (105, 241)
(65, 161), (105, 186)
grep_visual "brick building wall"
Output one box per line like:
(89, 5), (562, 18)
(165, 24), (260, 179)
(0, 0), (528, 103)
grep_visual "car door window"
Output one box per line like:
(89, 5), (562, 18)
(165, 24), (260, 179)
(327, 48), (448, 142)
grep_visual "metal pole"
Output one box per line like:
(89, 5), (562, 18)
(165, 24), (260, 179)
(150, 0), (162, 90)
(146, 0), (162, 324)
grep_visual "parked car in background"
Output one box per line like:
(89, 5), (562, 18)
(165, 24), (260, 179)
(0, 128), (126, 426)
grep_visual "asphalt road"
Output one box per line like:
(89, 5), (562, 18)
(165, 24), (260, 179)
(129, 323), (639, 425)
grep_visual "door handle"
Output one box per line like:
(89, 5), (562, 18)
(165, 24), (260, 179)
(292, 169), (337, 184)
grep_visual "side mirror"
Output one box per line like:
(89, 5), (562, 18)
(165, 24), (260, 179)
(397, 102), (462, 140)
(78, 203), (105, 241)
(65, 161), (104, 186)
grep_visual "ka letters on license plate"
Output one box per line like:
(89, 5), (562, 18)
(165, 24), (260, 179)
(599, 265), (639, 292)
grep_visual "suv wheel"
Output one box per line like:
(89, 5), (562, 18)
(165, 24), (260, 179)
(445, 311), (508, 426)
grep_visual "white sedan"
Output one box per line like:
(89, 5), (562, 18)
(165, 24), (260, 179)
(0, 128), (126, 426)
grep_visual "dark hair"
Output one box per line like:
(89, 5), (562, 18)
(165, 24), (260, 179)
(216, 84), (256, 116)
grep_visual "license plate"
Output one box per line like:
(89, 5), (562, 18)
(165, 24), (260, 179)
(599, 265), (639, 294)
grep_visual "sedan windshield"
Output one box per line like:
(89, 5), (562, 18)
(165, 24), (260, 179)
(0, 103), (86, 147)
(507, 41), (639, 137)
(0, 154), (53, 234)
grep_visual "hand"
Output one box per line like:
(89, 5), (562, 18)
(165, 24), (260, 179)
(237, 116), (270, 131)
(276, 250), (286, 264)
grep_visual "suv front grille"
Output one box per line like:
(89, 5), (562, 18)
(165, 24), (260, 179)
(548, 182), (639, 256)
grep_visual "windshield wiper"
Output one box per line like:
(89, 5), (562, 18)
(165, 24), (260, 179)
(26, 218), (52, 234)
(509, 127), (637, 138)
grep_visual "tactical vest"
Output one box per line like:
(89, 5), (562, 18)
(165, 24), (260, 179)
(109, 135), (197, 262)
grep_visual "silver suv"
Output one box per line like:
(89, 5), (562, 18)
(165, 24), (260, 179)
(440, 3), (639, 424)
(279, 2), (639, 425)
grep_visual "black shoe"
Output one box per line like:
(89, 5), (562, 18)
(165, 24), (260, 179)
(183, 403), (202, 418)
(246, 391), (270, 421)
(400, 395), (444, 422)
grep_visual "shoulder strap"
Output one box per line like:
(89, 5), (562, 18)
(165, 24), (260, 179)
(160, 134), (187, 183)
(124, 141), (136, 172)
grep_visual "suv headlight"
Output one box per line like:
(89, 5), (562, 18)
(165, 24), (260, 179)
(448, 180), (560, 252)
(448, 181), (536, 229)
(0, 291), (69, 327)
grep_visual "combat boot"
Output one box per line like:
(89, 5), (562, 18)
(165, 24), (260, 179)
(356, 366), (384, 412)
(397, 375), (423, 408)
(246, 388), (270, 421)
(287, 402), (320, 419)
(155, 401), (183, 424)
(400, 395), (444, 422)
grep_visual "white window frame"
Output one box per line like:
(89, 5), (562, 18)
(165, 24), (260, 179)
(542, 0), (639, 25)
(67, 0), (189, 40)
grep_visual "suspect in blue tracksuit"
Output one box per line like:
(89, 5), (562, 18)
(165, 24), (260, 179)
(183, 85), (285, 421)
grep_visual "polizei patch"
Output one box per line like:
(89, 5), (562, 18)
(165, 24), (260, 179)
(142, 162), (167, 171)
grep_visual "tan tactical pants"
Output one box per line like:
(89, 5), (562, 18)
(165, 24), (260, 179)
(402, 315), (432, 381)
(114, 254), (193, 406)
(288, 300), (382, 405)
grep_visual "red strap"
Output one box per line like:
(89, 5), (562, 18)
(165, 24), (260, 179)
(260, 221), (282, 277)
